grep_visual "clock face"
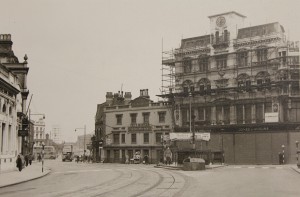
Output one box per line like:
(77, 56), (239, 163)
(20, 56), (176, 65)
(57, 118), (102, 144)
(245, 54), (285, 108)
(216, 16), (226, 27)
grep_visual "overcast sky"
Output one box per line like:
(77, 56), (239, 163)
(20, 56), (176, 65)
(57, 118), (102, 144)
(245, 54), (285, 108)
(1, 0), (299, 142)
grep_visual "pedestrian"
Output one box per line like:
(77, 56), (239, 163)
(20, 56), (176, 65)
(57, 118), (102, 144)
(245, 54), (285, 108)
(144, 154), (149, 165)
(76, 155), (79, 163)
(38, 154), (42, 162)
(125, 154), (129, 164)
(28, 154), (32, 165)
(16, 154), (23, 172)
(25, 154), (29, 166)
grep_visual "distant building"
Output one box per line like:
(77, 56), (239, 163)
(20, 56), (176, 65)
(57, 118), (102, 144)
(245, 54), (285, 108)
(76, 134), (92, 156)
(0, 34), (30, 172)
(96, 89), (172, 163)
(160, 11), (300, 164)
(33, 118), (46, 146)
(51, 125), (62, 144)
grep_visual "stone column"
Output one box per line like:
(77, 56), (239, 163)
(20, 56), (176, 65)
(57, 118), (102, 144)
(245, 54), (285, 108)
(252, 104), (256, 123)
(242, 105), (245, 124)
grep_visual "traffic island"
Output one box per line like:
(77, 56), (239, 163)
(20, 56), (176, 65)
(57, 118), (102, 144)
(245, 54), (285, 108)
(182, 158), (205, 171)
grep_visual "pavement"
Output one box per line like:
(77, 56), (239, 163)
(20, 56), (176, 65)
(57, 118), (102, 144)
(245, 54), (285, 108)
(154, 162), (227, 170)
(0, 161), (51, 188)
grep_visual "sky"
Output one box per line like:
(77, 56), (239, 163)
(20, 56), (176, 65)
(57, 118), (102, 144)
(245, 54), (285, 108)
(0, 0), (299, 142)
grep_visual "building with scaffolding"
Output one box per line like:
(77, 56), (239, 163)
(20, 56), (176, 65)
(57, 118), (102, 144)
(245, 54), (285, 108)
(160, 11), (300, 164)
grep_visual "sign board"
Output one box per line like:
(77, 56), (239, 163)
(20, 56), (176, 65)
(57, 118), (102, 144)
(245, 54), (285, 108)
(190, 158), (205, 163)
(18, 130), (28, 137)
(265, 112), (278, 123)
(106, 138), (112, 145)
(170, 132), (210, 141)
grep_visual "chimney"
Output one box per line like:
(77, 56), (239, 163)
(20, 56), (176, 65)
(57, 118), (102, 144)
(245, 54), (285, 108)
(140, 89), (150, 98)
(0, 34), (12, 51)
(106, 92), (113, 105)
(124, 92), (132, 105)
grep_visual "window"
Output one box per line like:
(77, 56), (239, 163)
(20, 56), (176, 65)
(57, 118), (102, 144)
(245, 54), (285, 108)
(236, 105), (243, 124)
(121, 134), (125, 143)
(158, 112), (166, 123)
(183, 58), (192, 73)
(198, 57), (209, 72)
(36, 134), (38, 139)
(131, 133), (136, 144)
(2, 104), (6, 113)
(40, 134), (42, 139)
(216, 55), (227, 69)
(130, 113), (137, 124)
(257, 48), (268, 62)
(198, 107), (205, 121)
(143, 113), (150, 124)
(144, 133), (149, 144)
(156, 133), (162, 144)
(116, 114), (123, 125)
(237, 52), (248, 67)
(113, 134), (120, 144)
(256, 103), (264, 123)
(290, 101), (300, 122)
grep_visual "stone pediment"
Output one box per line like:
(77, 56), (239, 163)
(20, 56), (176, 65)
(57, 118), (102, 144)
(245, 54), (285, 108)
(130, 97), (152, 107)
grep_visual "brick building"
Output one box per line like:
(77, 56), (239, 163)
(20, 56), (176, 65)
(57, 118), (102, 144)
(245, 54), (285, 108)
(160, 11), (300, 164)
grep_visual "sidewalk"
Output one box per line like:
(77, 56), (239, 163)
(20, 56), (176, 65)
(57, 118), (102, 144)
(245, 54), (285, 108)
(290, 164), (300, 174)
(154, 163), (226, 170)
(0, 162), (51, 188)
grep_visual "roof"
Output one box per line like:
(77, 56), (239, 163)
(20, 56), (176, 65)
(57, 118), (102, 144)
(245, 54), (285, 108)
(237, 22), (284, 39)
(181, 35), (210, 49)
(208, 11), (246, 18)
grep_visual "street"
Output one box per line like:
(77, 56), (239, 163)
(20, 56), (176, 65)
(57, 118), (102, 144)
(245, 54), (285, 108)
(1, 159), (300, 197)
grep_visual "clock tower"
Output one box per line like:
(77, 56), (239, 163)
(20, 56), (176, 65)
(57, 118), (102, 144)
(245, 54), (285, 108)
(208, 11), (246, 51)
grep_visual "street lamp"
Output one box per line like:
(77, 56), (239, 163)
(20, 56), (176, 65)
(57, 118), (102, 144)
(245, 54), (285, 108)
(296, 141), (300, 168)
(75, 125), (86, 157)
(281, 145), (285, 164)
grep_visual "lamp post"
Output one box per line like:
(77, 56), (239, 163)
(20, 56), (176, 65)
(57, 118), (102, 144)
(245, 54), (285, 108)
(41, 141), (45, 173)
(281, 145), (285, 164)
(75, 125), (86, 157)
(296, 141), (300, 168)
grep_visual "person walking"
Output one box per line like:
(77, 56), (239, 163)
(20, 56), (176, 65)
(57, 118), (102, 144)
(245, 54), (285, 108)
(25, 154), (29, 166)
(125, 154), (129, 164)
(38, 154), (42, 162)
(76, 155), (80, 163)
(28, 154), (32, 165)
(16, 154), (23, 172)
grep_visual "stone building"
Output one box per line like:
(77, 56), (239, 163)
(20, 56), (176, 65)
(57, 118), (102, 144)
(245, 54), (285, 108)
(33, 118), (46, 146)
(0, 34), (30, 171)
(96, 89), (172, 163)
(160, 11), (300, 164)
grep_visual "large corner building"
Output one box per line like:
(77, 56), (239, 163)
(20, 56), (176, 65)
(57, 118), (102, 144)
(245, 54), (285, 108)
(160, 11), (300, 164)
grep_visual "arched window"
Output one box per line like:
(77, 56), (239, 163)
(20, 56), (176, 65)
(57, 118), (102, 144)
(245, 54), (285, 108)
(237, 73), (251, 92)
(182, 80), (194, 93)
(198, 78), (211, 94)
(2, 104), (6, 113)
